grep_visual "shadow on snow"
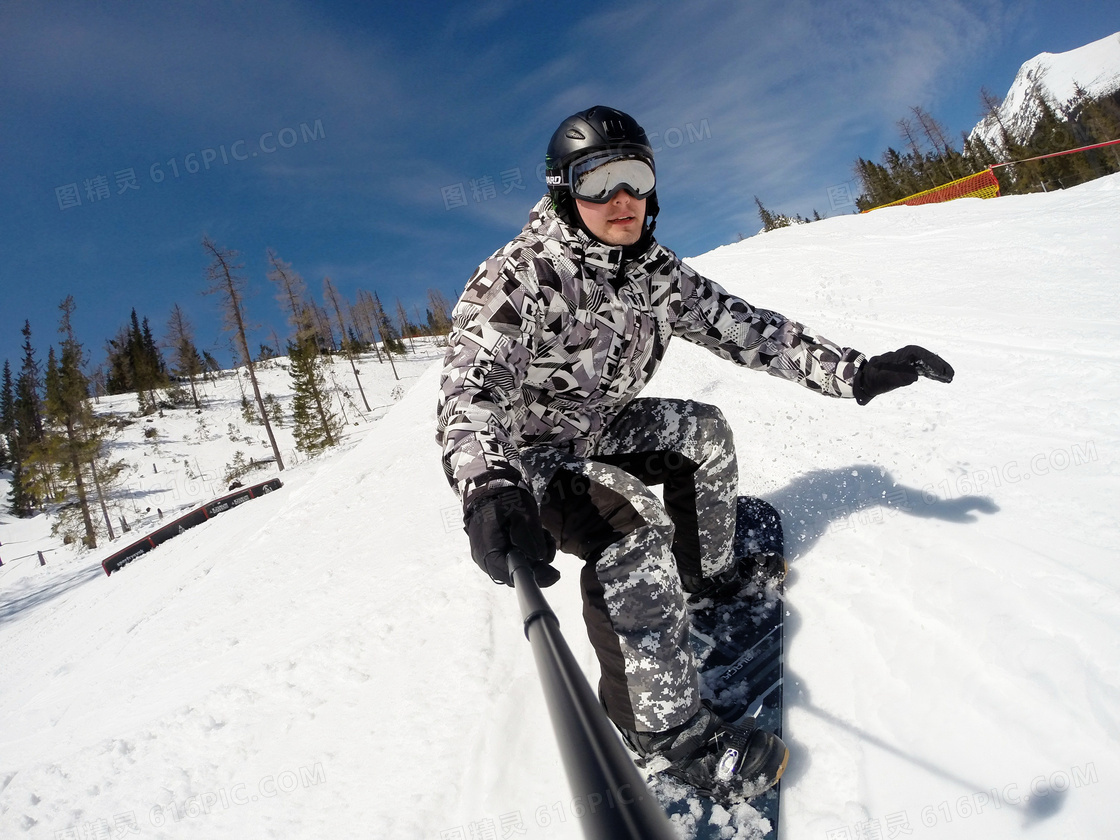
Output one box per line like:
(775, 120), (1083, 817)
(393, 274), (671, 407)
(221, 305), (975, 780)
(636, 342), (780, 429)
(763, 463), (999, 559)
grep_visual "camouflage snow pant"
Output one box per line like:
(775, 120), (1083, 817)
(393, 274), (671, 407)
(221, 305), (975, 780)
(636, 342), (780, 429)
(520, 398), (738, 733)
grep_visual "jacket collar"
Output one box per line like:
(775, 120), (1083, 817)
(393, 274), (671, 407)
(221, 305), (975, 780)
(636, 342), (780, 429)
(526, 196), (655, 274)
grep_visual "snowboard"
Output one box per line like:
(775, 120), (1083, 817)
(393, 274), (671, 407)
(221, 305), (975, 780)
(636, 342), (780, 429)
(651, 496), (786, 840)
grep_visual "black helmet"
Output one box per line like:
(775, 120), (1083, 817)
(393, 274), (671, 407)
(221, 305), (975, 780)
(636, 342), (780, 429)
(545, 106), (660, 230)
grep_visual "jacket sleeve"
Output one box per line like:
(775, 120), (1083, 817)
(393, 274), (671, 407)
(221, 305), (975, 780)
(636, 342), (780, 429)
(671, 259), (865, 398)
(436, 252), (544, 510)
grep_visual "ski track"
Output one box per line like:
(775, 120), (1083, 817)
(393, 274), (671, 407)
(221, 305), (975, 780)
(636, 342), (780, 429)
(2, 175), (1120, 839)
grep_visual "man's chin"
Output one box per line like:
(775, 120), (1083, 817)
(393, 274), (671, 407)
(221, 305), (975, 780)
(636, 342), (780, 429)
(604, 228), (642, 247)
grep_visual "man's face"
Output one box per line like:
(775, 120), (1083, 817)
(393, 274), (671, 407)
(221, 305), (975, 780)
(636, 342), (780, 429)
(574, 192), (647, 247)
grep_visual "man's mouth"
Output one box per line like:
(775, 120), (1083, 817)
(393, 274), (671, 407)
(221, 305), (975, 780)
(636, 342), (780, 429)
(609, 215), (635, 224)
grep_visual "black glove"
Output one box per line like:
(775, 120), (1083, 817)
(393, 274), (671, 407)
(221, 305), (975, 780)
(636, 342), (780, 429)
(464, 487), (559, 587)
(853, 345), (954, 405)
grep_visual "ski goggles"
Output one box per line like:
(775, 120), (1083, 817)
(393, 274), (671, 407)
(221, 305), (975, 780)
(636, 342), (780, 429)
(565, 151), (656, 203)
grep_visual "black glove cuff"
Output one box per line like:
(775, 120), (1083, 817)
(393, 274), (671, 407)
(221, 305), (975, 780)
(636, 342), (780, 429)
(464, 486), (557, 586)
(852, 366), (873, 406)
(463, 485), (536, 525)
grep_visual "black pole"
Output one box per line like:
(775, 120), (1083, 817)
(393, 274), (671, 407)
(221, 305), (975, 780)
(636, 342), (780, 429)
(507, 551), (678, 840)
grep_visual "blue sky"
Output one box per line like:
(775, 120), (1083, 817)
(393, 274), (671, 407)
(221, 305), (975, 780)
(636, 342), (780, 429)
(2, 0), (1118, 373)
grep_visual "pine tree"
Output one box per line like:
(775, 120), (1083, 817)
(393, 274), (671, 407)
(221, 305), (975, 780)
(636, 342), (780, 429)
(42, 298), (98, 547)
(754, 196), (778, 232)
(1023, 89), (1079, 189)
(202, 350), (223, 383)
(142, 317), (166, 378)
(288, 335), (339, 455)
(753, 197), (808, 231)
(372, 291), (404, 356)
(129, 310), (154, 409)
(345, 326), (365, 355)
(10, 321), (45, 515)
(0, 361), (13, 472)
(20, 411), (60, 513)
(134, 311), (168, 410)
(1077, 90), (1120, 173)
(15, 322), (44, 442)
(103, 310), (169, 406)
(105, 325), (132, 394)
(883, 147), (923, 199)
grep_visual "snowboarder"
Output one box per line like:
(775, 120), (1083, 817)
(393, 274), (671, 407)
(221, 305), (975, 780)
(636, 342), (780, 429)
(436, 106), (953, 798)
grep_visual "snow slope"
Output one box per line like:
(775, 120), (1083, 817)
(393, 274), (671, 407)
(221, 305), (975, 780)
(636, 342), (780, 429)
(0, 344), (440, 586)
(3, 175), (1120, 840)
(971, 31), (1120, 148)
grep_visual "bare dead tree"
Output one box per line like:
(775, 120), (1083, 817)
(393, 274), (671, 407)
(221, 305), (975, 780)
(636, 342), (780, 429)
(202, 237), (285, 471)
(912, 106), (953, 153)
(355, 289), (384, 363)
(166, 303), (203, 409)
(347, 297), (381, 362)
(979, 86), (1006, 127)
(911, 106), (961, 180)
(309, 301), (336, 353)
(426, 288), (454, 339)
(323, 276), (371, 411)
(266, 249), (314, 345)
(359, 289), (398, 380)
(395, 298), (416, 352)
(894, 116), (939, 189)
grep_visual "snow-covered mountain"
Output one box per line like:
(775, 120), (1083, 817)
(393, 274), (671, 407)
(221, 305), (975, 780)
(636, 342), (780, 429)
(3, 175), (1120, 839)
(970, 31), (1120, 149)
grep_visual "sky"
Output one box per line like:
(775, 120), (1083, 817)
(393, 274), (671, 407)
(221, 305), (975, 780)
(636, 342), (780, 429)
(2, 0), (1119, 373)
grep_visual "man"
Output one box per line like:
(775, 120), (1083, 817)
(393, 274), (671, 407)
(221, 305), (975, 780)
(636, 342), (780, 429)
(436, 106), (952, 798)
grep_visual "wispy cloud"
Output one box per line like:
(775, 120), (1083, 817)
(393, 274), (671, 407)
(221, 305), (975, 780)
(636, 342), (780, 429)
(2, 0), (1090, 367)
(530, 0), (1024, 243)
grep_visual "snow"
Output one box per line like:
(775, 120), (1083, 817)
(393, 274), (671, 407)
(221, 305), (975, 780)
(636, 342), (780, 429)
(970, 31), (1120, 148)
(3, 174), (1120, 840)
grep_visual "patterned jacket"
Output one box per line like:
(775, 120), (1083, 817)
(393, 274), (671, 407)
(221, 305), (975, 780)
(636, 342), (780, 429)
(436, 197), (865, 509)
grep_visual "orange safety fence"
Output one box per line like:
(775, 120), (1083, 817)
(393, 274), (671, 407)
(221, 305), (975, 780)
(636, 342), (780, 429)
(863, 169), (1000, 213)
(862, 137), (1120, 213)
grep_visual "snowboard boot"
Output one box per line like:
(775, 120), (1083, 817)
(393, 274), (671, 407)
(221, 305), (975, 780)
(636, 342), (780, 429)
(742, 550), (787, 588)
(620, 703), (789, 799)
(682, 550), (787, 604)
(680, 566), (742, 602)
